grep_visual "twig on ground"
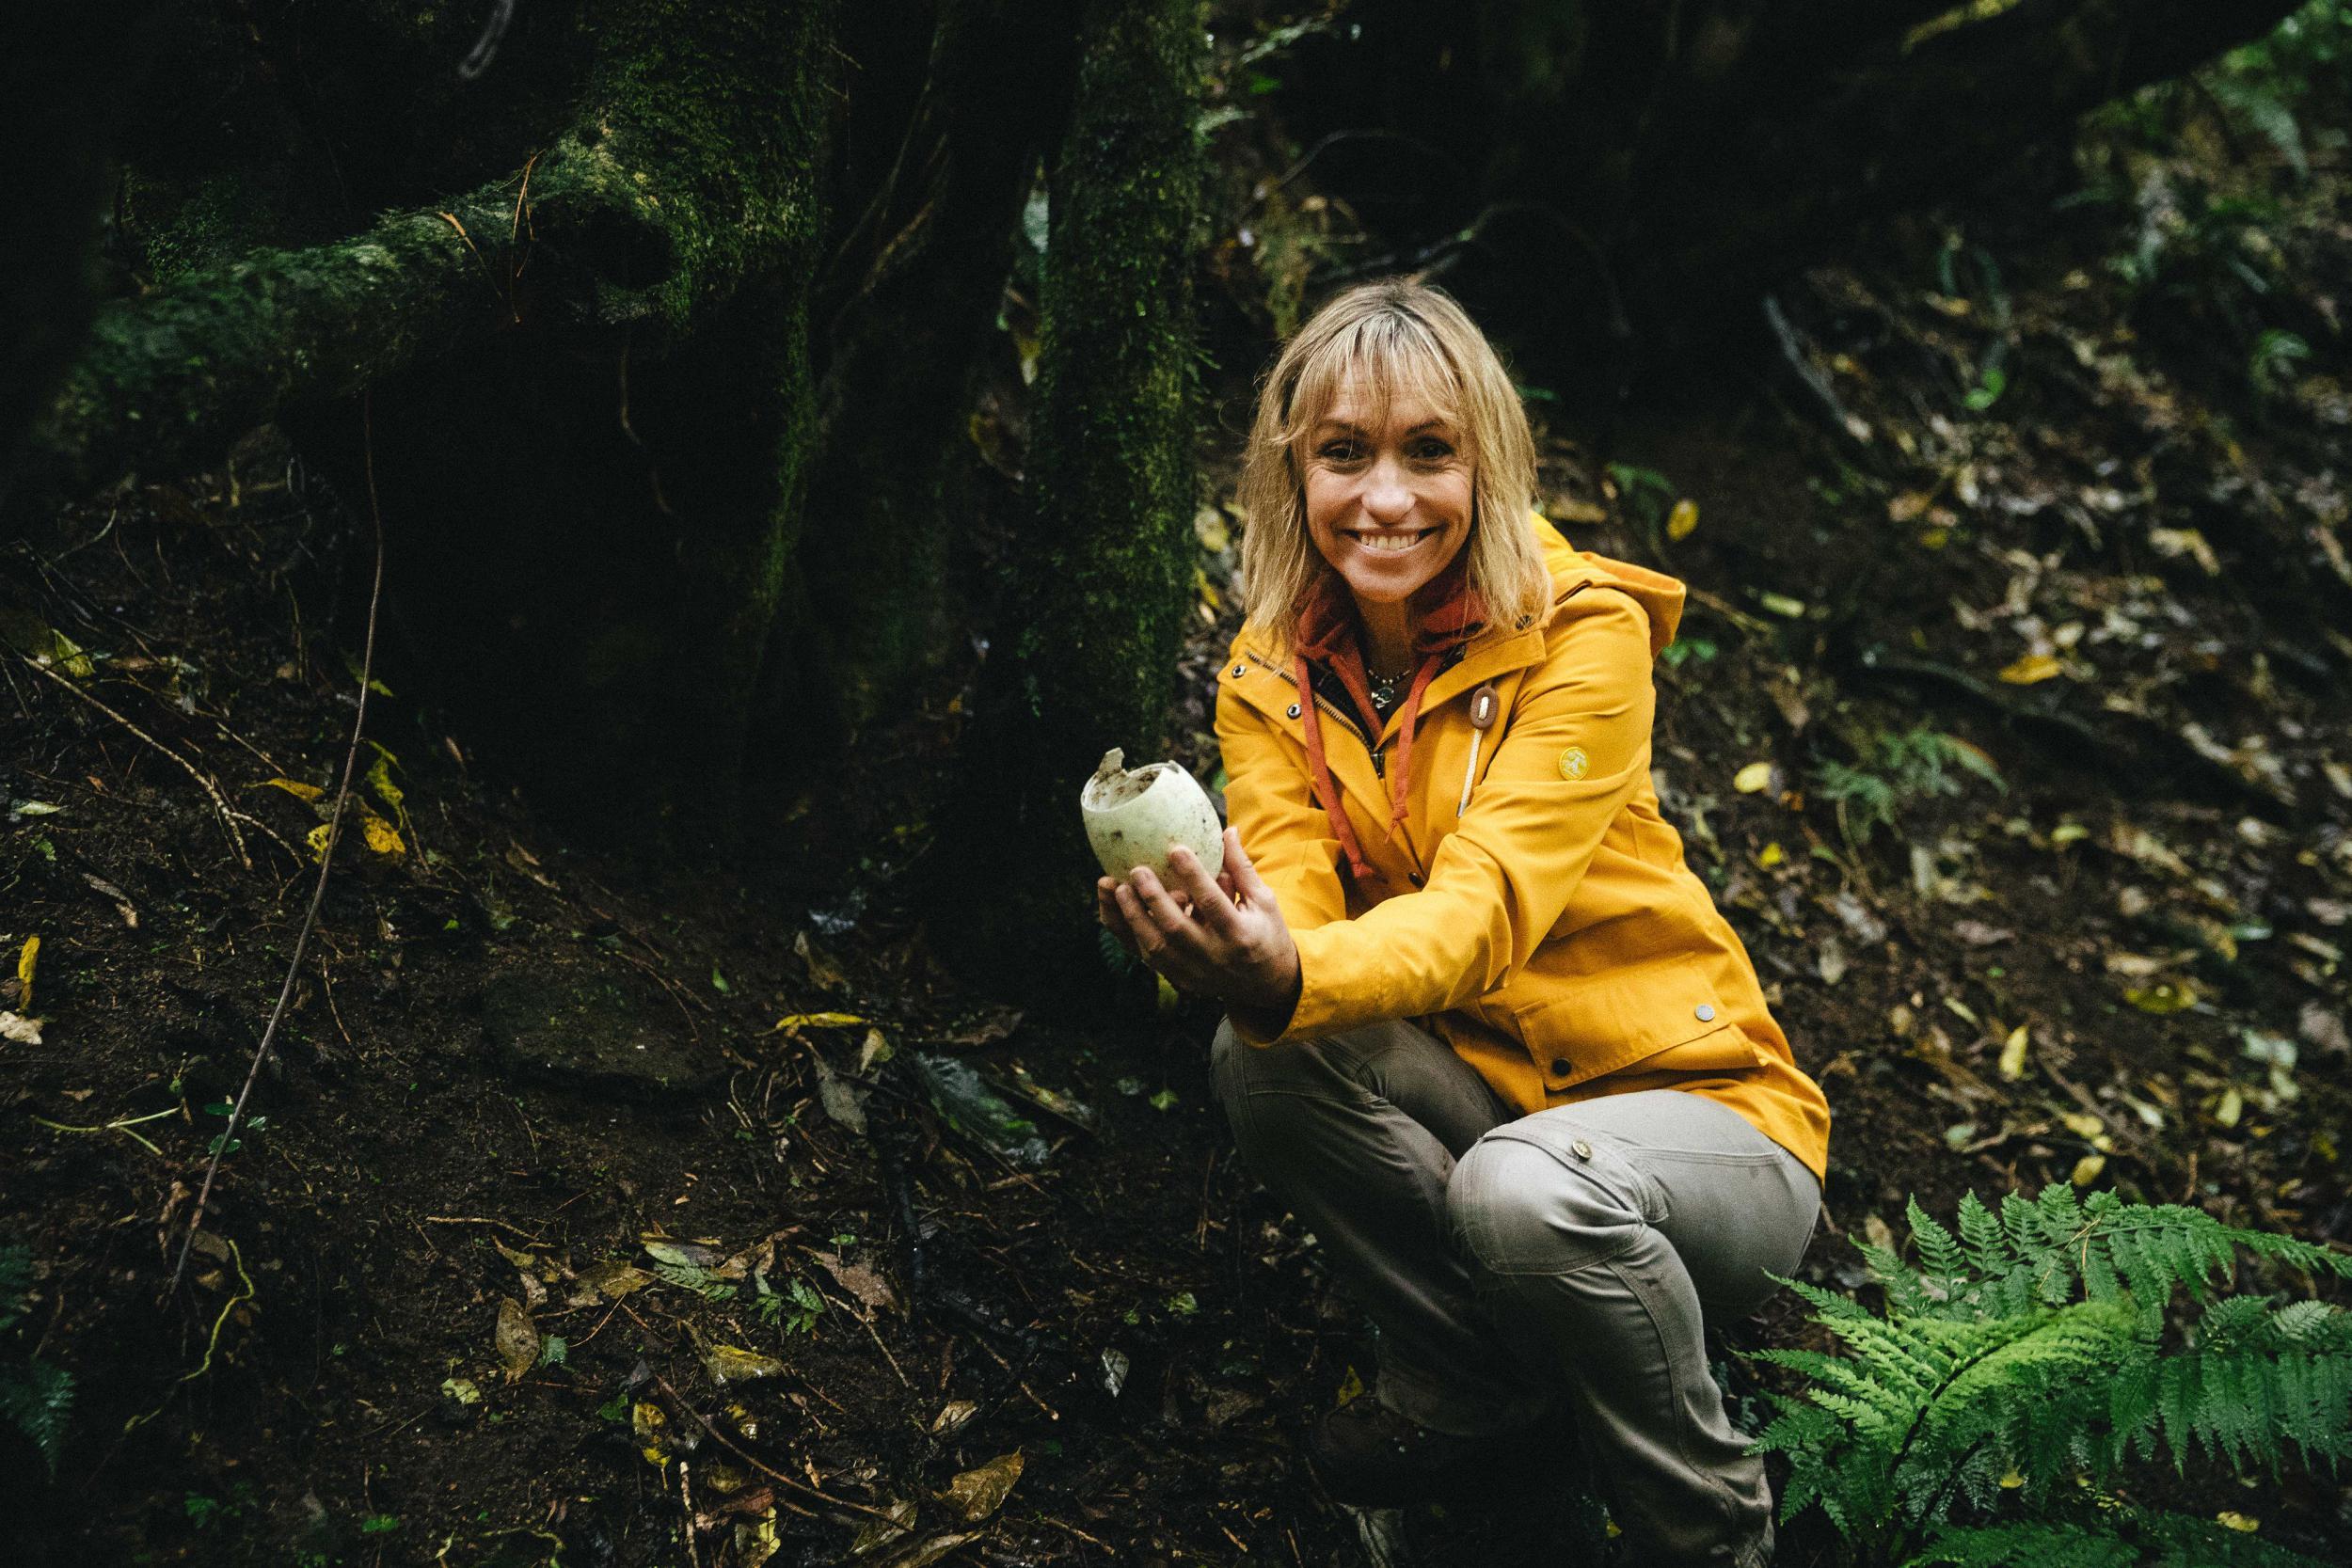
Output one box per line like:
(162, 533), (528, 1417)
(167, 393), (389, 1298)
(815, 1284), (914, 1389)
(20, 657), (251, 869)
(648, 1372), (905, 1525)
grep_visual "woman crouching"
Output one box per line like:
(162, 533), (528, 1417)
(1096, 279), (1831, 1568)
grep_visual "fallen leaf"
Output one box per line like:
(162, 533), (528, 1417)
(634, 1401), (681, 1467)
(1997, 1025), (2029, 1081)
(15, 937), (37, 1012)
(930, 1401), (979, 1436)
(705, 1344), (788, 1385)
(1733, 761), (1775, 794)
(871, 1533), (980, 1568)
(260, 777), (324, 802)
(1997, 653), (2061, 685)
(1951, 921), (2014, 947)
(2217, 1512), (2261, 1533)
(569, 1260), (655, 1305)
(796, 931), (846, 990)
(810, 1251), (898, 1316)
(495, 1297), (540, 1383)
(2123, 980), (2197, 1015)
(936, 1451), (1024, 1523)
(1666, 498), (1699, 541)
(934, 1006), (1023, 1049)
(850, 1498), (918, 1557)
(1, 1013), (45, 1046)
(2071, 1153), (2106, 1186)
(771, 1012), (867, 1032)
(441, 1376), (483, 1406)
(1757, 592), (1807, 618)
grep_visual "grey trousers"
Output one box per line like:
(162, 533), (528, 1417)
(1212, 1017), (1820, 1568)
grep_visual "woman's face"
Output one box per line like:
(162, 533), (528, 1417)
(1301, 380), (1473, 609)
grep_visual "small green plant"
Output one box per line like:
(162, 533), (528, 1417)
(201, 1100), (265, 1157)
(1753, 1185), (2352, 1566)
(2249, 327), (2312, 398)
(1814, 726), (2005, 845)
(0, 1246), (72, 1475)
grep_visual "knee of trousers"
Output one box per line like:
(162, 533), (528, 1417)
(1447, 1132), (1655, 1279)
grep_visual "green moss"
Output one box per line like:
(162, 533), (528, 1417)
(946, 0), (1209, 967)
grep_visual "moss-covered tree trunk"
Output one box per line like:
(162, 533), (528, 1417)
(938, 0), (1207, 984)
(793, 0), (1083, 741)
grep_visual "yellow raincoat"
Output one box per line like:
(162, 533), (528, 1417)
(1216, 515), (1831, 1179)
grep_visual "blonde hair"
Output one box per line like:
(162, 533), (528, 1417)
(1237, 278), (1549, 646)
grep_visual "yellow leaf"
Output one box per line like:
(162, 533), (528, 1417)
(1335, 1366), (1365, 1407)
(771, 1012), (867, 1032)
(15, 936), (37, 1013)
(2215, 1086), (2244, 1128)
(1997, 1024), (2029, 1081)
(1998, 653), (2061, 685)
(705, 1344), (788, 1385)
(1756, 841), (1785, 869)
(1733, 761), (1775, 794)
(1666, 498), (1699, 541)
(262, 777), (325, 802)
(1998, 1470), (2025, 1490)
(306, 822), (334, 862)
(2123, 980), (2196, 1015)
(634, 1401), (675, 1468)
(2217, 1513), (2260, 1533)
(1886, 491), (1935, 524)
(2071, 1153), (2106, 1186)
(1192, 565), (1222, 612)
(2060, 1111), (2106, 1141)
(359, 812), (406, 857)
(366, 752), (404, 812)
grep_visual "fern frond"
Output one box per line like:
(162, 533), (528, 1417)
(1871, 1187), (2350, 1330)
(0, 1358), (73, 1474)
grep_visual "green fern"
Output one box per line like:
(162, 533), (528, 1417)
(1753, 1187), (2351, 1564)
(0, 1244), (74, 1475)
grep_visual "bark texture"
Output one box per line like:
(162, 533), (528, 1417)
(798, 0), (1083, 736)
(941, 0), (1208, 980)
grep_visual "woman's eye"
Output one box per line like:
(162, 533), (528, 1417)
(1318, 441), (1363, 462)
(1411, 437), (1454, 461)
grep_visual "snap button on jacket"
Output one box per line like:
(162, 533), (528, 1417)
(1217, 514), (1832, 1180)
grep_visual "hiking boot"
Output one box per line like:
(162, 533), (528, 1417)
(1306, 1399), (1525, 1506)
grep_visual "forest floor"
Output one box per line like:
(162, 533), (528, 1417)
(6, 148), (2352, 1567)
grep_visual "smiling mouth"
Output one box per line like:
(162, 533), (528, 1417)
(1346, 529), (1437, 553)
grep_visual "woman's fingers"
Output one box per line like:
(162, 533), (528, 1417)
(1165, 847), (1243, 939)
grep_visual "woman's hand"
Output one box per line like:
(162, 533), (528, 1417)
(1096, 828), (1301, 1020)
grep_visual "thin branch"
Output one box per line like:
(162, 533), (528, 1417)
(19, 657), (251, 870)
(167, 392), (388, 1298)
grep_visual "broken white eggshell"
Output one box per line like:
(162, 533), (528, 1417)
(1082, 749), (1224, 883)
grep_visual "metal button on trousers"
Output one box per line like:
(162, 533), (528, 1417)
(1211, 1016), (1820, 1568)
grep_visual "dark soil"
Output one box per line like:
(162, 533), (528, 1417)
(5, 148), (2350, 1568)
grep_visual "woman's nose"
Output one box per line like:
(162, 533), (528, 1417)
(1362, 457), (1414, 520)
